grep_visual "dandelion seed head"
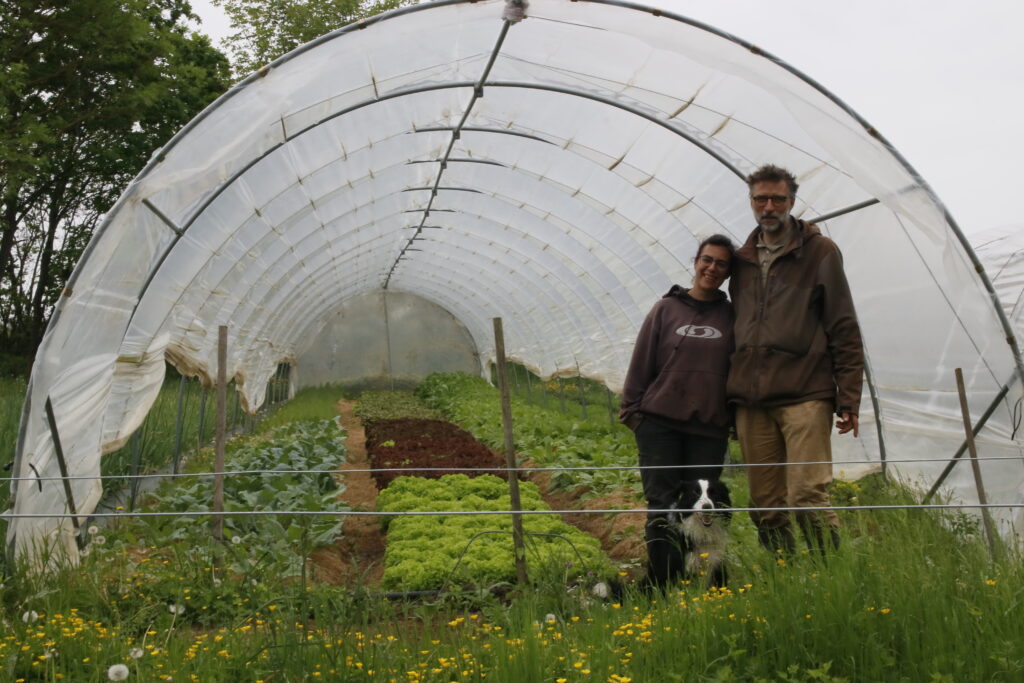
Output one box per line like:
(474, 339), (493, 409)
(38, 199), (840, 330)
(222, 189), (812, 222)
(22, 610), (39, 623)
(88, 526), (99, 536)
(107, 663), (130, 680)
(129, 648), (144, 659)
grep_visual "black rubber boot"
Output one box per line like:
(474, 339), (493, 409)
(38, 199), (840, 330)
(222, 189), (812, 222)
(800, 522), (841, 559)
(757, 525), (796, 555)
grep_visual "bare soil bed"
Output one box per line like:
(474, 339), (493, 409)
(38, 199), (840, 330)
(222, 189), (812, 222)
(365, 418), (510, 489)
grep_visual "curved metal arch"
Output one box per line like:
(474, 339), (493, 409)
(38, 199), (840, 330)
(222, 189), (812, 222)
(263, 216), (622, 359)
(391, 243), (614, 364)
(126, 107), (722, 354)
(283, 251), (567, 371)
(59, 0), (1017, 394)
(120, 75), (750, 340)
(162, 148), (692, 363)
(194, 189), (634, 360)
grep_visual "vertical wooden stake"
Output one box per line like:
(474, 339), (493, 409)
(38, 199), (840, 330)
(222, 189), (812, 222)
(212, 325), (228, 543)
(43, 397), (84, 550)
(173, 375), (186, 474)
(493, 318), (529, 585)
(954, 368), (999, 561)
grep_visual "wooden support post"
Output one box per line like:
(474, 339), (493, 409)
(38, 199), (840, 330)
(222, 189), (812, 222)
(128, 430), (143, 512)
(576, 362), (587, 419)
(173, 375), (186, 474)
(197, 387), (208, 448)
(493, 317), (529, 585)
(212, 325), (228, 543)
(43, 397), (84, 550)
(954, 368), (999, 561)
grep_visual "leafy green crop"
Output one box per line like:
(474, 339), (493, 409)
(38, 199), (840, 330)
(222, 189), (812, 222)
(416, 373), (641, 499)
(377, 474), (614, 591)
(354, 390), (442, 424)
(124, 419), (350, 581)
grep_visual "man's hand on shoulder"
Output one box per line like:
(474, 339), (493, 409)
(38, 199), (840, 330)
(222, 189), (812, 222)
(836, 412), (859, 437)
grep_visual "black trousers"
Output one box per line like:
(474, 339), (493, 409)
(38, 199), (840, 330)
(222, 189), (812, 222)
(635, 418), (727, 521)
(635, 418), (727, 587)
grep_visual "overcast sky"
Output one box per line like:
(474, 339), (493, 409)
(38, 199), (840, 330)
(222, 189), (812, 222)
(189, 0), (1022, 236)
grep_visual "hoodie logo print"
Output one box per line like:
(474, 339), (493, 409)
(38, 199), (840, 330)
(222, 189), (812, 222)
(676, 325), (723, 339)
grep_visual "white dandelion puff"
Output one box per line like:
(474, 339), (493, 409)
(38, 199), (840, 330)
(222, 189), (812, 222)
(168, 604), (185, 615)
(88, 525), (100, 536)
(22, 610), (39, 623)
(231, 535), (242, 545)
(129, 647), (144, 659)
(107, 663), (130, 680)
(93, 535), (106, 546)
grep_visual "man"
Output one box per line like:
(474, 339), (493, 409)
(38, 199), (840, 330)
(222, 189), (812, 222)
(727, 164), (864, 556)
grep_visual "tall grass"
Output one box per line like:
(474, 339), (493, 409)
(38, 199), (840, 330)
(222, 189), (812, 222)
(2, 384), (1022, 681)
(1, 376), (27, 515)
(1, 473), (1020, 681)
(256, 384), (350, 432)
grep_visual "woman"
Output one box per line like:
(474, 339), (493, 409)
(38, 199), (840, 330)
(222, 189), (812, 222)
(619, 233), (736, 589)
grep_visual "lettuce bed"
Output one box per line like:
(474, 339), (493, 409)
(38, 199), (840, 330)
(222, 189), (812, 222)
(377, 474), (614, 591)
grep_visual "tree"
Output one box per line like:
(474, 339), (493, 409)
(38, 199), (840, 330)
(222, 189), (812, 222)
(0, 0), (231, 362)
(213, 0), (409, 78)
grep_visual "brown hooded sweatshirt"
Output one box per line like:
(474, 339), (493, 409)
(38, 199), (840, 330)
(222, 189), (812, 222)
(727, 219), (864, 414)
(620, 285), (735, 438)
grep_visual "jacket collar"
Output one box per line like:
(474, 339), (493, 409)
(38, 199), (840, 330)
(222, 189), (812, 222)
(736, 217), (819, 263)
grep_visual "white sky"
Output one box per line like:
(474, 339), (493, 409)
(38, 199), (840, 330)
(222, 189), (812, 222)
(189, 0), (1023, 236)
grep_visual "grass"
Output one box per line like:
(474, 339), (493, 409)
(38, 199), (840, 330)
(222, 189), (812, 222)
(256, 384), (351, 432)
(1, 376), (27, 515)
(2, 475), (1021, 681)
(2, 383), (1023, 681)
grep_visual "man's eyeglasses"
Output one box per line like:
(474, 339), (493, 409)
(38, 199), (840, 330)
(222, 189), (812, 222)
(698, 254), (730, 270)
(750, 194), (791, 206)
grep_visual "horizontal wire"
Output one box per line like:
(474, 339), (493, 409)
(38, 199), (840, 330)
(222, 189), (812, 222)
(3, 454), (1022, 484)
(3, 501), (1022, 522)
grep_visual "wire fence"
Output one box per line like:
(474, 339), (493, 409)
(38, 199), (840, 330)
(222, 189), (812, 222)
(3, 454), (1024, 485)
(3, 457), (1020, 521)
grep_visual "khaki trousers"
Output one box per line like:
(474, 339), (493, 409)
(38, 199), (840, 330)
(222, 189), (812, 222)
(735, 400), (839, 531)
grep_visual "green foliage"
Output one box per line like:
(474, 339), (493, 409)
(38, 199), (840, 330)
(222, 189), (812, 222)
(417, 372), (641, 499)
(213, 0), (410, 78)
(2, 401), (1024, 680)
(0, 0), (231, 353)
(377, 474), (615, 591)
(353, 389), (442, 424)
(139, 418), (350, 581)
(257, 383), (348, 432)
(100, 372), (246, 499)
(0, 375), (26, 520)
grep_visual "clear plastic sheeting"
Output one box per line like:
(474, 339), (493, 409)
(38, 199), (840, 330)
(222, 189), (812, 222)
(7, 0), (1024, 562)
(973, 226), (1024, 341)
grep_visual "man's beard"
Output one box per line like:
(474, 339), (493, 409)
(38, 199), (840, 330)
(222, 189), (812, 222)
(759, 212), (789, 233)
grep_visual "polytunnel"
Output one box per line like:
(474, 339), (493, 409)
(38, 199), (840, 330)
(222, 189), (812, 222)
(973, 226), (1024, 343)
(7, 0), (1024, 562)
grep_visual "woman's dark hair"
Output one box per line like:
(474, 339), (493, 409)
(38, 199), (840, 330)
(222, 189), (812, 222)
(694, 233), (736, 264)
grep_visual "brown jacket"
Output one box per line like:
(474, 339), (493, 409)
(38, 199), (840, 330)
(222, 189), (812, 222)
(727, 219), (863, 414)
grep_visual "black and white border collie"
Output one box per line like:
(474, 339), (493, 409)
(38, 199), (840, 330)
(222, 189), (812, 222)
(666, 478), (732, 589)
